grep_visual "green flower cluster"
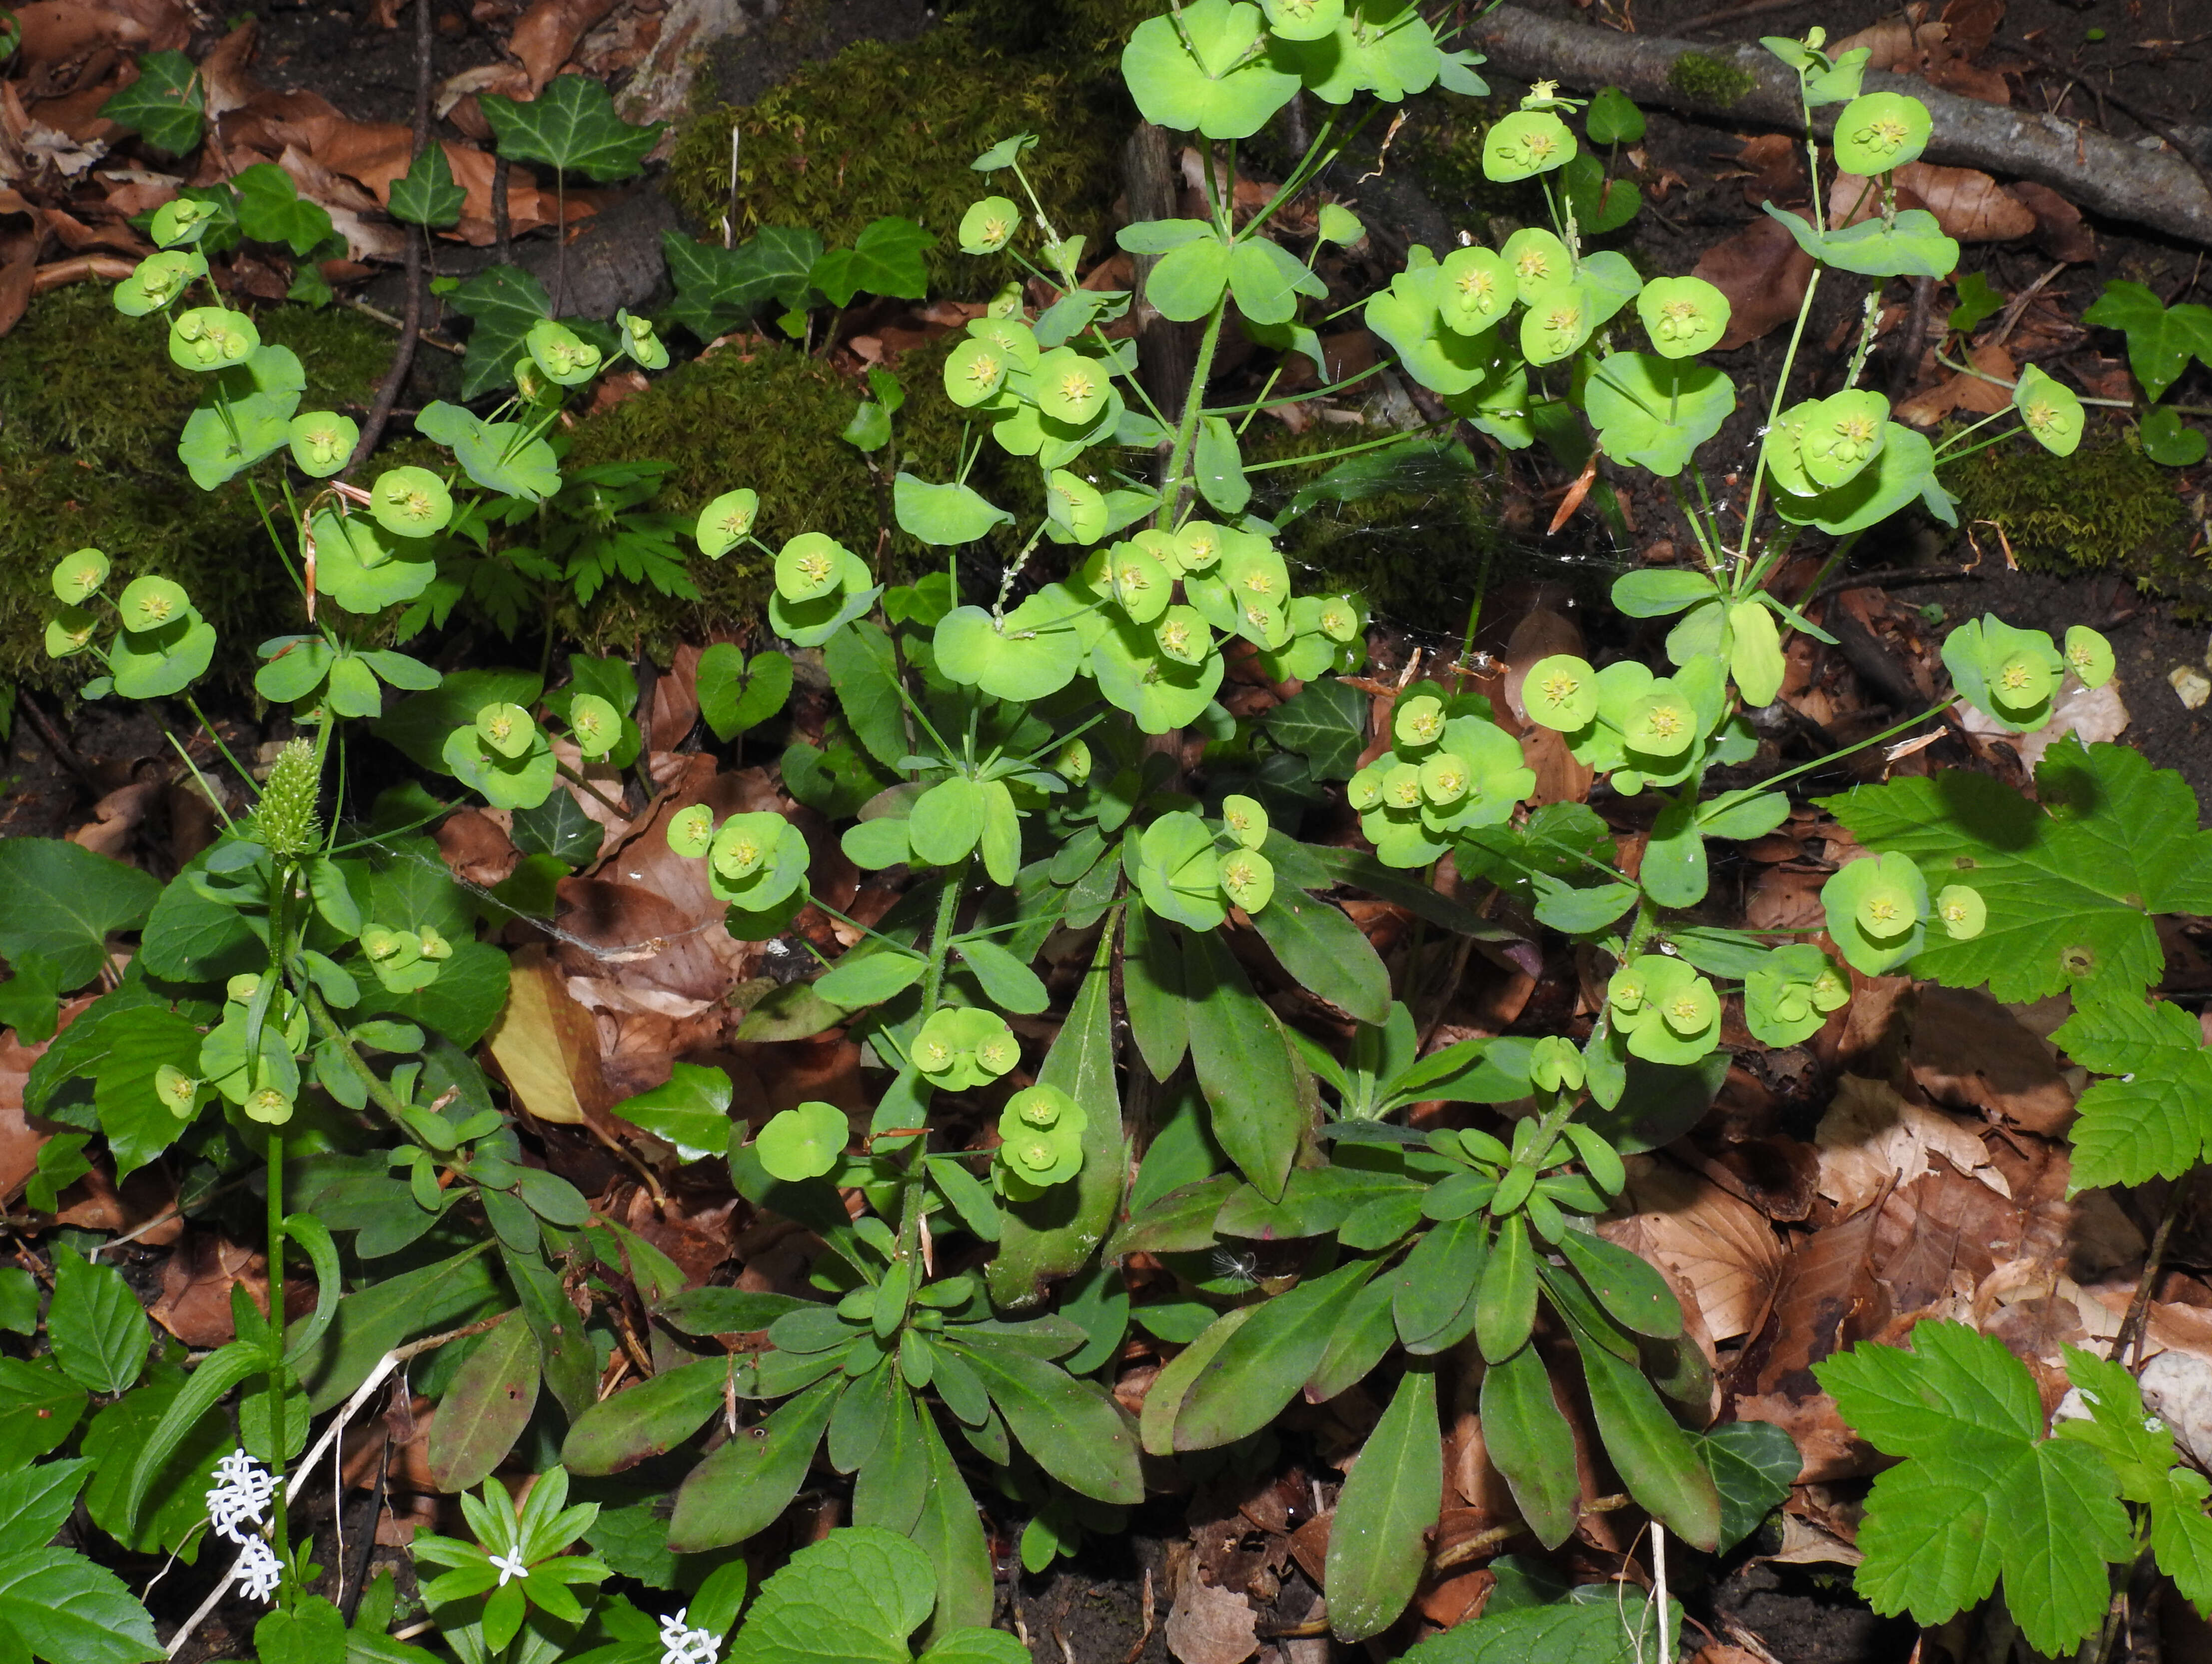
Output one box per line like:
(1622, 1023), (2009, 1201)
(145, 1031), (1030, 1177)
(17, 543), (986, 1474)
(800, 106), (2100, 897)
(996, 1083), (1088, 1195)
(667, 805), (813, 936)
(1346, 685), (1537, 868)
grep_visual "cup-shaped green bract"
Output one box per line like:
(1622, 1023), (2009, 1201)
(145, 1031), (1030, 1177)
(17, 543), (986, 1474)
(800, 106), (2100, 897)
(1743, 943), (1841, 1047)
(1636, 274), (1731, 358)
(1035, 347), (1112, 426)
(568, 693), (622, 759)
(775, 532), (850, 602)
(615, 308), (669, 370)
(168, 305), (259, 371)
(1990, 645), (2057, 712)
(476, 702), (537, 759)
(667, 804), (715, 857)
(526, 318), (604, 386)
(2064, 625), (2115, 688)
(288, 411), (360, 477)
(1822, 850), (1928, 975)
(1380, 761), (1424, 812)
(1519, 284), (1592, 366)
(1833, 90), (1932, 175)
(1523, 653), (1599, 730)
(1175, 520), (1226, 572)
(2013, 363), (2084, 458)
(155, 1065), (202, 1118)
(1799, 388), (1889, 490)
(1220, 538), (1291, 647)
(1154, 604), (1213, 666)
(1101, 543), (1171, 624)
(696, 488), (760, 558)
(1316, 594), (1364, 644)
(45, 607), (97, 658)
(1218, 847), (1274, 913)
(1121, 0), (1299, 140)
(756, 1100), (848, 1182)
(114, 249), (206, 316)
(1612, 955), (1720, 1063)
(712, 811), (784, 882)
(1047, 469), (1108, 545)
(1936, 883), (1987, 941)
(151, 196), (218, 248)
(1483, 109), (1577, 181)
(1260, 0), (1343, 40)
(1437, 246), (1512, 335)
(1221, 793), (1268, 850)
(1393, 692), (1447, 748)
(1500, 228), (1571, 305)
(50, 548), (109, 605)
(997, 1084), (1086, 1190)
(1760, 402), (1820, 497)
(243, 1087), (295, 1126)
(916, 1005), (1020, 1091)
(1418, 751), (1472, 807)
(118, 574), (190, 634)
(945, 339), (1013, 412)
(372, 466), (455, 538)
(1529, 1034), (1585, 1093)
(1347, 764), (1386, 811)
(959, 195), (1023, 254)
(1623, 684), (1697, 758)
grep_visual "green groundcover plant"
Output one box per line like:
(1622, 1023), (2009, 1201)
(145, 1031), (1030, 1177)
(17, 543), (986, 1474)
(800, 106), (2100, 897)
(6, 6), (2212, 1663)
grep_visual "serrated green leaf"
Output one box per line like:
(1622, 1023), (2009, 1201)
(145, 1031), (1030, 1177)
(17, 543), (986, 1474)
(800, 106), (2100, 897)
(724, 1527), (931, 1664)
(2053, 995), (2212, 1189)
(1397, 1591), (1671, 1664)
(47, 1247), (147, 1397)
(0, 1548), (161, 1664)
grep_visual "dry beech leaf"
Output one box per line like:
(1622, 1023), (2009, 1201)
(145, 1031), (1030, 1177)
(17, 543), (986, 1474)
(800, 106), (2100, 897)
(1833, 14), (1951, 71)
(1907, 985), (2077, 1135)
(1894, 163), (2036, 240)
(509, 0), (619, 90)
(1814, 1073), (2005, 1212)
(1600, 1157), (1784, 1342)
(1693, 216), (1816, 350)
(484, 942), (613, 1125)
(1164, 1575), (1259, 1664)
(151, 1234), (265, 1347)
(2009, 180), (2095, 262)
(1896, 340), (2015, 426)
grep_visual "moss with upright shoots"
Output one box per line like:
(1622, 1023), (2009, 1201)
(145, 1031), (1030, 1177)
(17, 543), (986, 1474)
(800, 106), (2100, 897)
(1668, 51), (1756, 108)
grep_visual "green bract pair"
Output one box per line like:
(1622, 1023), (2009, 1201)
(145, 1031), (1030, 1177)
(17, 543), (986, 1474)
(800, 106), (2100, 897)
(1346, 690), (1534, 868)
(1607, 952), (1721, 1064)
(996, 1084), (1087, 1194)
(666, 806), (813, 933)
(1942, 615), (2115, 733)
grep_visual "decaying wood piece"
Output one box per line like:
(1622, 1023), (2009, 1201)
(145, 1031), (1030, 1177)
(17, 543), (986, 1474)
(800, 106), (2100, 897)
(1469, 6), (2212, 249)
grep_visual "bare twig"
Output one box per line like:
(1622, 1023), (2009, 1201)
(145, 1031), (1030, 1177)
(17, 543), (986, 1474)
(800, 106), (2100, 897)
(2113, 1174), (2194, 1365)
(2006, 35), (2212, 220)
(349, 0), (434, 471)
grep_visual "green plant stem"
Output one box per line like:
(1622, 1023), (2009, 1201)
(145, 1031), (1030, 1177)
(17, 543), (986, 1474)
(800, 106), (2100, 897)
(182, 695), (259, 794)
(554, 761), (628, 820)
(266, 1126), (289, 1570)
(1736, 267), (1822, 572)
(1158, 295), (1229, 526)
(916, 855), (972, 1021)
(1239, 419), (1452, 473)
(1753, 699), (1952, 796)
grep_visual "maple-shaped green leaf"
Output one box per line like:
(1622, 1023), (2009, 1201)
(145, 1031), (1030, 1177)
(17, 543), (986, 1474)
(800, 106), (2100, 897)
(390, 143), (466, 228)
(2057, 1346), (2212, 1618)
(2051, 995), (2212, 1189)
(1817, 1321), (2132, 1658)
(100, 51), (203, 156)
(481, 76), (663, 181)
(1823, 742), (2212, 1002)
(810, 217), (935, 308)
(2082, 279), (2212, 402)
(448, 264), (551, 399)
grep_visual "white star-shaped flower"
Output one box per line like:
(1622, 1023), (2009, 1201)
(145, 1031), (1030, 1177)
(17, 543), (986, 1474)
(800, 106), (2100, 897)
(236, 1535), (284, 1604)
(659, 1609), (721, 1664)
(205, 1450), (277, 1546)
(489, 1550), (531, 1587)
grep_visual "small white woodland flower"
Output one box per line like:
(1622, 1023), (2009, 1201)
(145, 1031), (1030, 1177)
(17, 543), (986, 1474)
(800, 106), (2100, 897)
(205, 1450), (276, 1546)
(659, 1608), (721, 1664)
(235, 1535), (284, 1604)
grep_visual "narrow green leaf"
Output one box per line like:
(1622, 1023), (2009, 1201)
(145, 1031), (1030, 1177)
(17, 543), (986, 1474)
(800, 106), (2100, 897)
(427, 1314), (540, 1492)
(1478, 1344), (1579, 1549)
(1182, 926), (1302, 1202)
(1248, 887), (1390, 1025)
(1325, 1365), (1441, 1640)
(1174, 1259), (1371, 1452)
(667, 1378), (838, 1552)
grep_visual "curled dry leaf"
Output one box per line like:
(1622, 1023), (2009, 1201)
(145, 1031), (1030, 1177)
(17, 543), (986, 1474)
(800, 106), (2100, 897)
(150, 1234), (266, 1347)
(1693, 215), (1816, 350)
(2009, 180), (2095, 263)
(509, 0), (619, 90)
(1815, 1073), (2007, 1214)
(1833, 14), (1951, 73)
(1836, 163), (2036, 241)
(484, 941), (616, 1126)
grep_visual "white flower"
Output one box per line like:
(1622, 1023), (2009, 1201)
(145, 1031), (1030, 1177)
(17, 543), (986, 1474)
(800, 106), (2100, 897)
(489, 1550), (532, 1587)
(235, 1535), (284, 1604)
(659, 1608), (721, 1664)
(205, 1450), (277, 1546)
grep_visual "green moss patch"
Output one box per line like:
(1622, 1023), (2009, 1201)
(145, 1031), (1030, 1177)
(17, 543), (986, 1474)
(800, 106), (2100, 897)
(1668, 51), (1755, 107)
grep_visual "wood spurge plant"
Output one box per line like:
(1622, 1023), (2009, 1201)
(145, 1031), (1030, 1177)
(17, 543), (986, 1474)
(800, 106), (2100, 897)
(7, 6), (2212, 1664)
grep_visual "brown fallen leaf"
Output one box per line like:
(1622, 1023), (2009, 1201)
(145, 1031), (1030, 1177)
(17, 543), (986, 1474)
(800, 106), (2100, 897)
(2009, 180), (2095, 263)
(151, 1233), (267, 1347)
(1164, 1573), (1259, 1664)
(484, 942), (615, 1126)
(509, 0), (619, 90)
(1725, 133), (1803, 209)
(1694, 216), (1815, 351)
(1814, 1073), (2007, 1214)
(1908, 985), (2076, 1135)
(1601, 1157), (1784, 1342)
(1833, 13), (1950, 73)
(1878, 163), (2037, 241)
(1896, 340), (2015, 426)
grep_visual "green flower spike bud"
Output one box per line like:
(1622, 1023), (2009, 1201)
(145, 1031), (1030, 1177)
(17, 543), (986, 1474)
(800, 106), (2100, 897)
(1219, 849), (1274, 913)
(1636, 275), (1731, 358)
(695, 488), (760, 559)
(775, 532), (847, 602)
(1419, 751), (1472, 807)
(288, 411), (360, 477)
(1438, 246), (1512, 334)
(667, 804), (715, 857)
(168, 305), (259, 370)
(1800, 388), (1890, 490)
(370, 466), (454, 537)
(243, 1087), (294, 1126)
(151, 196), (218, 248)
(154, 1065), (201, 1118)
(1529, 1034), (1585, 1093)
(959, 195), (1022, 254)
(1624, 686), (1697, 757)
(1221, 794), (1268, 851)
(226, 973), (262, 1004)
(51, 548), (109, 605)
(711, 812), (783, 881)
(1055, 738), (1093, 785)
(1154, 605), (1212, 666)
(1936, 884), (1986, 941)
(117, 574), (189, 633)
(1347, 765), (1386, 812)
(616, 308), (669, 370)
(568, 693), (622, 759)
(1524, 653), (1599, 730)
(2064, 625), (2115, 688)
(251, 737), (322, 857)
(1382, 762), (1425, 811)
(475, 702), (536, 760)
(1501, 228), (1571, 306)
(1520, 286), (1591, 366)
(525, 318), (603, 385)
(944, 338), (1009, 408)
(2013, 364), (2083, 457)
(1175, 521), (1225, 572)
(45, 608), (97, 659)
(1483, 109), (1578, 181)
(1034, 347), (1108, 425)
(1990, 645), (2057, 712)
(1833, 90), (1932, 175)
(114, 249), (205, 316)
(1394, 693), (1447, 748)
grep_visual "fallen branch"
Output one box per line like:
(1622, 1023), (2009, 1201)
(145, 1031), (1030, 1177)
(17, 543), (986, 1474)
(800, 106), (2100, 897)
(1468, 6), (2212, 248)
(32, 255), (136, 292)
